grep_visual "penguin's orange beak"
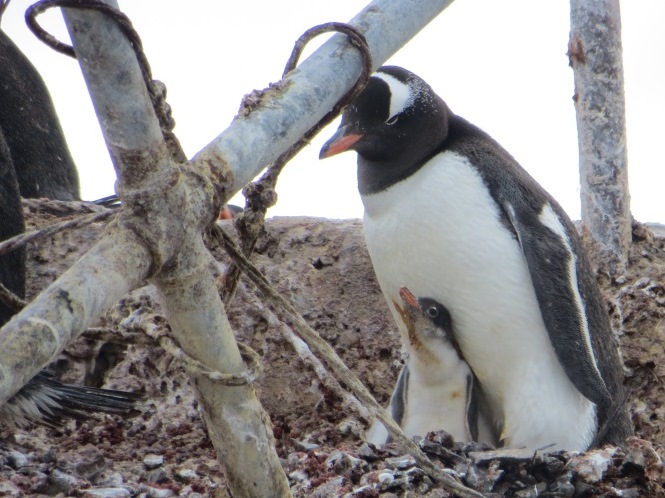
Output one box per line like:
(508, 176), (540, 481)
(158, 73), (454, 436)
(218, 206), (234, 220)
(320, 125), (363, 159)
(399, 287), (419, 309)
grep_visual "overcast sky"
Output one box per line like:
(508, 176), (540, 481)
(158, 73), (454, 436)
(3, 1), (663, 223)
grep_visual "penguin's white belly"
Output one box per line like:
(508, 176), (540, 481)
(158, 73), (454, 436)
(366, 352), (473, 446)
(362, 151), (596, 451)
(402, 356), (472, 442)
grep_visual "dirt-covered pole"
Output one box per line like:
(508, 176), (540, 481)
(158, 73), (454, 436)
(569, 0), (631, 277)
(58, 3), (292, 495)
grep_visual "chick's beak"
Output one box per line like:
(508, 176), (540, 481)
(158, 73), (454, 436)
(319, 125), (364, 159)
(399, 287), (419, 310)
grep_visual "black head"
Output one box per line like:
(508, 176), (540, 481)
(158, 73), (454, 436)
(416, 297), (453, 333)
(320, 66), (451, 194)
(398, 287), (453, 339)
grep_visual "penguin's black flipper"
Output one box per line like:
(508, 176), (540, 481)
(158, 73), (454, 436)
(502, 200), (612, 408)
(464, 373), (479, 442)
(389, 364), (409, 428)
(372, 364), (410, 445)
(92, 194), (121, 208)
(0, 370), (141, 428)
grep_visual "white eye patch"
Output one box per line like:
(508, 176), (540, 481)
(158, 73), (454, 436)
(375, 72), (414, 122)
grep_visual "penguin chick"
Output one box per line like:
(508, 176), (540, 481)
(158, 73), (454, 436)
(321, 65), (631, 451)
(0, 370), (140, 428)
(367, 287), (486, 446)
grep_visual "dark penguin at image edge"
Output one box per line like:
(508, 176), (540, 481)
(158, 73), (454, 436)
(321, 65), (631, 451)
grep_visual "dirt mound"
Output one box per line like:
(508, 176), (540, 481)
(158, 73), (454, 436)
(0, 205), (663, 496)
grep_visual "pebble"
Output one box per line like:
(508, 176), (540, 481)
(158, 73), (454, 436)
(357, 443), (379, 462)
(137, 485), (177, 498)
(143, 454), (165, 469)
(0, 480), (21, 497)
(148, 488), (176, 498)
(84, 487), (132, 498)
(569, 447), (617, 483)
(21, 468), (48, 490)
(622, 437), (663, 471)
(403, 466), (425, 479)
(177, 486), (201, 497)
(48, 468), (78, 494)
(6, 450), (28, 469)
(75, 447), (108, 480)
(310, 475), (347, 497)
(546, 471), (575, 498)
(288, 469), (308, 482)
(514, 482), (547, 497)
(344, 484), (379, 497)
(384, 454), (416, 470)
(426, 430), (455, 448)
(463, 464), (483, 489)
(610, 488), (641, 497)
(290, 438), (320, 452)
(377, 471), (395, 487)
(174, 467), (198, 482)
(326, 450), (362, 474)
(41, 447), (58, 464)
(98, 472), (125, 487)
(145, 467), (168, 484)
(420, 438), (465, 464)
(633, 277), (651, 289)
(336, 418), (364, 437)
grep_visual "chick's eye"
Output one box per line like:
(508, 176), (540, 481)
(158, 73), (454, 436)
(426, 306), (439, 319)
(385, 115), (399, 125)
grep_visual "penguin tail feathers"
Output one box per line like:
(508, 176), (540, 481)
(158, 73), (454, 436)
(0, 370), (142, 428)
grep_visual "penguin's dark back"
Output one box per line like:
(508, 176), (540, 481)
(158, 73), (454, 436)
(0, 29), (80, 326)
(0, 126), (26, 326)
(0, 30), (80, 201)
(443, 113), (632, 447)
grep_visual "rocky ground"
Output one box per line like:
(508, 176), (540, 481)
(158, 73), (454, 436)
(0, 202), (663, 497)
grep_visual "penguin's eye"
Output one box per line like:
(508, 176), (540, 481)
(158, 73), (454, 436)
(425, 306), (439, 319)
(385, 115), (399, 125)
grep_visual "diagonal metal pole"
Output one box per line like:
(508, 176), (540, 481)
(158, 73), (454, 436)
(59, 2), (290, 495)
(192, 0), (456, 196)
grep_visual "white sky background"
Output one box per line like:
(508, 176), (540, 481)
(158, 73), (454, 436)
(3, 1), (664, 223)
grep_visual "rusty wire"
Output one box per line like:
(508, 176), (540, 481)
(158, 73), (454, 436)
(221, 22), (373, 303)
(0, 207), (115, 311)
(82, 320), (263, 386)
(0, 282), (27, 313)
(0, 208), (114, 258)
(25, 0), (186, 163)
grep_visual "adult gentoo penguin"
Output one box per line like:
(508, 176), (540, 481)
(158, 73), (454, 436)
(320, 66), (631, 451)
(367, 287), (486, 446)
